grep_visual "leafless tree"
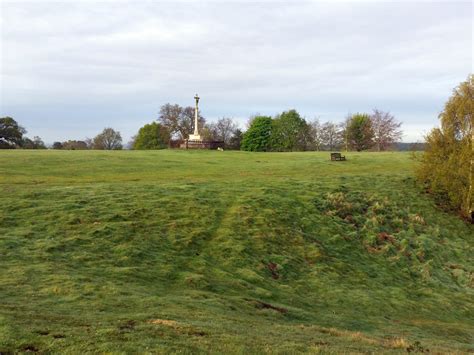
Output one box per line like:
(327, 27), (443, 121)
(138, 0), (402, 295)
(370, 109), (402, 151)
(84, 137), (93, 149)
(338, 114), (352, 152)
(213, 117), (238, 145)
(307, 118), (323, 151)
(320, 121), (343, 151)
(158, 103), (205, 140)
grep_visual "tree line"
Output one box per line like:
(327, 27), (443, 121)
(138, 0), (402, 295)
(0, 119), (123, 150)
(131, 104), (403, 152)
(1, 105), (402, 152)
(240, 109), (402, 152)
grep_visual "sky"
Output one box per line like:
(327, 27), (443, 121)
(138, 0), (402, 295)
(0, 0), (472, 144)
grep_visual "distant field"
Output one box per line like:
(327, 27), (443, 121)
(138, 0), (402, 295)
(0, 150), (472, 353)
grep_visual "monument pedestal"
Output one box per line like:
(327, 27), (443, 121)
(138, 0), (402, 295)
(179, 94), (224, 149)
(188, 134), (201, 140)
(180, 139), (224, 150)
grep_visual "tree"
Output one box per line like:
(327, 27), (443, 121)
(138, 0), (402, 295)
(133, 122), (170, 149)
(241, 116), (272, 151)
(158, 103), (205, 139)
(270, 110), (309, 151)
(228, 128), (243, 150)
(52, 142), (63, 149)
(21, 136), (46, 149)
(93, 128), (123, 150)
(307, 119), (323, 151)
(21, 137), (35, 149)
(0, 117), (26, 149)
(33, 136), (46, 149)
(339, 114), (352, 152)
(62, 140), (88, 150)
(200, 123), (217, 141)
(347, 113), (375, 151)
(320, 121), (343, 151)
(417, 75), (473, 221)
(213, 117), (238, 146)
(371, 109), (403, 151)
(84, 138), (94, 149)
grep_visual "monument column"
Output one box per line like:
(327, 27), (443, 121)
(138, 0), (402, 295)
(189, 94), (201, 141)
(194, 94), (200, 136)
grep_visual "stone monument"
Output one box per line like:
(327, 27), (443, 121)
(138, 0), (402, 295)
(180, 94), (224, 150)
(188, 94), (201, 141)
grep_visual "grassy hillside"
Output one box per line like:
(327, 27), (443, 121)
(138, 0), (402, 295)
(0, 150), (472, 353)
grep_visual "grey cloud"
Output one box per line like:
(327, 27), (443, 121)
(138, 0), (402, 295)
(1, 1), (472, 143)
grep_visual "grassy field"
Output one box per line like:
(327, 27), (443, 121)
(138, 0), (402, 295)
(0, 150), (472, 353)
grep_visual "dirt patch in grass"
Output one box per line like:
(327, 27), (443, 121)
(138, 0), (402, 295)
(20, 345), (39, 353)
(406, 340), (429, 353)
(246, 298), (288, 314)
(34, 330), (49, 336)
(118, 320), (136, 331)
(266, 262), (279, 279)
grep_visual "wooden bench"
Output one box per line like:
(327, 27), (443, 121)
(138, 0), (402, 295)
(330, 152), (346, 161)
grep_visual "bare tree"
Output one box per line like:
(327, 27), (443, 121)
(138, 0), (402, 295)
(62, 140), (89, 150)
(338, 114), (352, 152)
(93, 128), (122, 150)
(213, 117), (238, 145)
(320, 121), (343, 151)
(370, 109), (402, 151)
(84, 138), (93, 149)
(158, 103), (205, 140)
(200, 123), (217, 141)
(307, 118), (322, 151)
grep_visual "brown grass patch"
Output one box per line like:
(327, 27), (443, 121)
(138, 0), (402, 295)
(148, 319), (179, 327)
(385, 337), (410, 349)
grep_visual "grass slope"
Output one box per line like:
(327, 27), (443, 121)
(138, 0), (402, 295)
(0, 150), (472, 353)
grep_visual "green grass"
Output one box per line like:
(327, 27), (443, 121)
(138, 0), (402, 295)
(0, 150), (472, 353)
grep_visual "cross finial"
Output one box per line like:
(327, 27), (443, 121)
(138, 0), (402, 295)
(194, 94), (200, 103)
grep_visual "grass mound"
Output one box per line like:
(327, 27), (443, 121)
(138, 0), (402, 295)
(0, 150), (472, 353)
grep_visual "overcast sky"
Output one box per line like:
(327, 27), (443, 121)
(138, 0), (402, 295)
(1, 0), (472, 144)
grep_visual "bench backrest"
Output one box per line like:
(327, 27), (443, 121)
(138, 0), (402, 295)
(331, 153), (341, 158)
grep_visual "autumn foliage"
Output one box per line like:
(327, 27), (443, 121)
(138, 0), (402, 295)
(417, 75), (473, 220)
